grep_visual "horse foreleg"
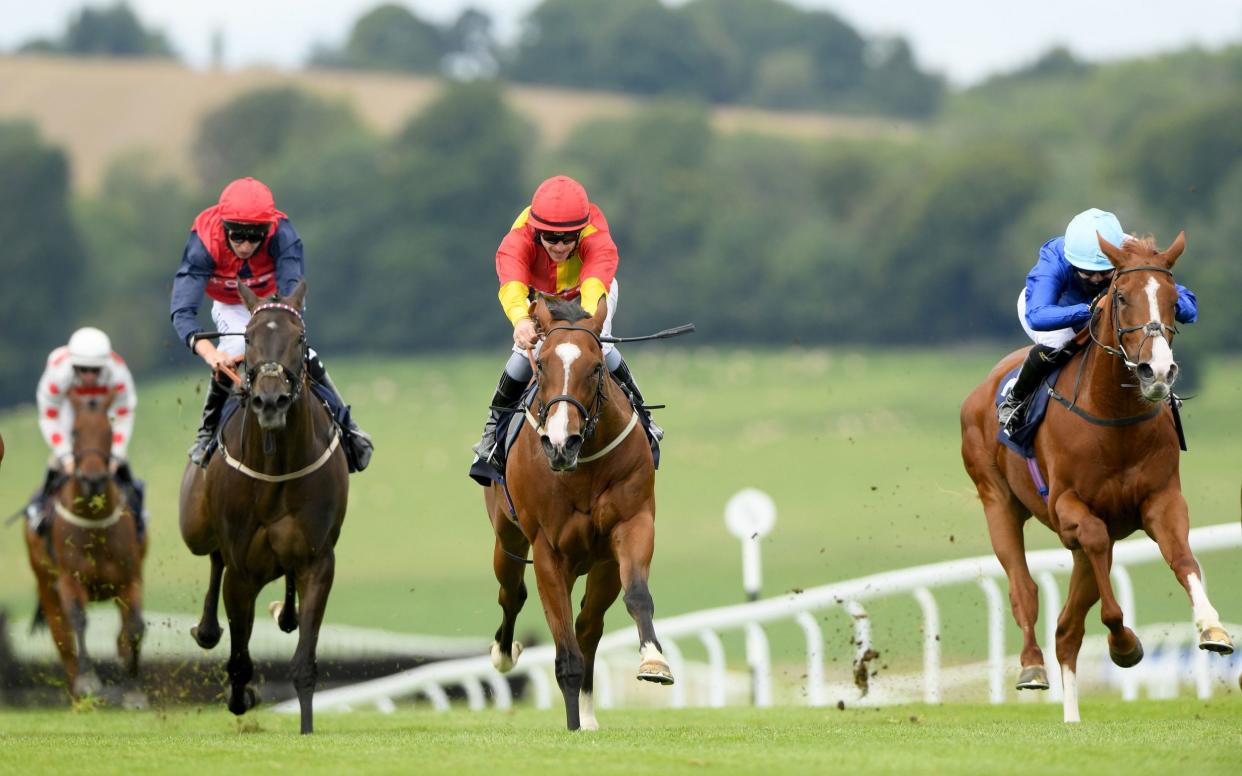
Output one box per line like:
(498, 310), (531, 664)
(26, 531), (78, 696)
(191, 551), (224, 649)
(490, 518), (530, 673)
(979, 488), (1045, 688)
(291, 552), (335, 735)
(1054, 550), (1099, 723)
(532, 544), (584, 731)
(612, 510), (673, 686)
(575, 560), (622, 731)
(1144, 490), (1233, 653)
(115, 579), (147, 709)
(56, 572), (99, 698)
(221, 567), (259, 716)
(1057, 493), (1142, 667)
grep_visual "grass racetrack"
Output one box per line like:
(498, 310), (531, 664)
(0, 700), (1240, 775)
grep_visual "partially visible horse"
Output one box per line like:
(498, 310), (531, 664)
(961, 231), (1233, 722)
(24, 390), (148, 705)
(484, 295), (672, 731)
(179, 279), (348, 734)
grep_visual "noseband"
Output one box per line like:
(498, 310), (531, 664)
(1089, 265), (1179, 370)
(533, 325), (609, 442)
(242, 302), (308, 400)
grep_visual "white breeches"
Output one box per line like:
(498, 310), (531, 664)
(1017, 289), (1076, 349)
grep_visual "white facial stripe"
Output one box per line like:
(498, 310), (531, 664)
(1143, 277), (1176, 377)
(545, 343), (582, 447)
(1188, 573), (1222, 632)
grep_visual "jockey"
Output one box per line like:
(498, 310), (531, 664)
(170, 177), (373, 471)
(26, 327), (146, 537)
(997, 208), (1198, 435)
(471, 174), (662, 469)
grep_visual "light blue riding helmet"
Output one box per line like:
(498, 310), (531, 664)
(1064, 208), (1125, 272)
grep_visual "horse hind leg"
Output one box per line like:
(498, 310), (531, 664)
(574, 560), (623, 731)
(490, 530), (530, 673)
(1054, 550), (1100, 723)
(983, 495), (1047, 689)
(290, 551), (336, 735)
(191, 551), (224, 649)
(268, 573), (298, 633)
(221, 567), (260, 716)
(613, 511), (673, 686)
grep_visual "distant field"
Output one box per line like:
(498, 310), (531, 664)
(0, 700), (1239, 775)
(0, 55), (918, 192)
(2, 348), (1239, 674)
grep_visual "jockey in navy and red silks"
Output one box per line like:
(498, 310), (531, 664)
(170, 177), (372, 471)
(997, 207), (1198, 435)
(469, 174), (662, 474)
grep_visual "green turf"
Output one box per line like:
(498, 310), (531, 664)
(1, 348), (1240, 666)
(0, 700), (1239, 775)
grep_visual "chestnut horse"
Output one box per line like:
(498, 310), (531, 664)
(179, 280), (348, 734)
(961, 232), (1233, 722)
(485, 295), (672, 731)
(24, 390), (148, 705)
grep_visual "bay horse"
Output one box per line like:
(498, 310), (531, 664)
(24, 390), (148, 706)
(961, 231), (1233, 722)
(179, 279), (348, 734)
(485, 295), (673, 731)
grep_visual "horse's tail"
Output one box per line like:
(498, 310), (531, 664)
(30, 600), (46, 634)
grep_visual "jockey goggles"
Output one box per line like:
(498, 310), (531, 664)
(223, 221), (268, 244)
(1074, 268), (1114, 284)
(538, 230), (580, 245)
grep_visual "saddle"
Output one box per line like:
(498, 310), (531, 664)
(995, 365), (1063, 459)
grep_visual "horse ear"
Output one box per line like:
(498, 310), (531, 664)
(590, 297), (608, 336)
(1097, 231), (1126, 268)
(238, 283), (261, 312)
(531, 295), (553, 334)
(283, 278), (308, 311)
(1160, 231), (1186, 269)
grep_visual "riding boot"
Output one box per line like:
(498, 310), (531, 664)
(24, 467), (59, 536)
(113, 462), (147, 542)
(189, 374), (231, 467)
(306, 355), (373, 473)
(473, 371), (528, 463)
(610, 357), (664, 442)
(998, 343), (1077, 434)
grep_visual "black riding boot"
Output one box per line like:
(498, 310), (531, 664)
(472, 371), (528, 463)
(306, 354), (373, 473)
(24, 467), (60, 535)
(610, 358), (664, 442)
(998, 343), (1076, 434)
(189, 374), (232, 467)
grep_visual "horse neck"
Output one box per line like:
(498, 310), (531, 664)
(237, 378), (327, 468)
(1078, 309), (1151, 418)
(581, 375), (643, 463)
(63, 472), (119, 517)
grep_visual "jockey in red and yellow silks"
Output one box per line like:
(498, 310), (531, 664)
(470, 175), (662, 481)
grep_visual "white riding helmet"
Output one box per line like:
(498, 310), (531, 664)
(67, 327), (112, 370)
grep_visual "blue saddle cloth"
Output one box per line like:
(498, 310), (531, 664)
(995, 365), (1063, 458)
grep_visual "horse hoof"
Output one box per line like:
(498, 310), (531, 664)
(1109, 636), (1144, 668)
(270, 601), (298, 633)
(73, 672), (103, 698)
(1015, 665), (1049, 690)
(268, 601), (283, 621)
(1198, 626), (1234, 655)
(491, 640), (523, 673)
(229, 686), (260, 716)
(121, 689), (149, 711)
(637, 660), (675, 685)
(191, 623), (222, 650)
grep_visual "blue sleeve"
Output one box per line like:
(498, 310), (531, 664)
(1024, 239), (1090, 331)
(1174, 283), (1197, 324)
(170, 233), (213, 349)
(271, 219), (305, 299)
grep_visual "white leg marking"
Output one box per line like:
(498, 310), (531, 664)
(491, 640), (523, 673)
(545, 343), (581, 447)
(579, 691), (599, 731)
(640, 641), (666, 664)
(1061, 665), (1080, 723)
(1145, 277), (1176, 377)
(1188, 573), (1222, 632)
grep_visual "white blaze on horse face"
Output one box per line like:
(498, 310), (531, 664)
(545, 343), (582, 447)
(1187, 573), (1223, 632)
(1061, 665), (1080, 723)
(578, 691), (599, 731)
(1144, 277), (1176, 378)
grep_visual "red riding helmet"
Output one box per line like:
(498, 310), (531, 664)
(217, 177), (279, 225)
(528, 175), (590, 232)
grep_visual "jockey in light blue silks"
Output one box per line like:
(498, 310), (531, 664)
(997, 208), (1199, 435)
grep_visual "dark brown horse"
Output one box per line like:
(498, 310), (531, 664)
(485, 295), (672, 731)
(179, 280), (348, 734)
(961, 231), (1233, 722)
(24, 390), (148, 705)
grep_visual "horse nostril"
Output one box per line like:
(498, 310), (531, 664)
(1168, 362), (1179, 381)
(565, 435), (583, 456)
(1137, 363), (1154, 381)
(250, 396), (264, 409)
(276, 395), (291, 409)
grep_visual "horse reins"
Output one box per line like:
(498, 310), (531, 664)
(527, 325), (613, 446)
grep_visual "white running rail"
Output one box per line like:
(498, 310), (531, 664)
(278, 522), (1241, 714)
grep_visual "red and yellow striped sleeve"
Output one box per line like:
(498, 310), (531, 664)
(577, 205), (618, 316)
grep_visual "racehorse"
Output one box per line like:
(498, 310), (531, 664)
(485, 295), (674, 731)
(179, 279), (348, 734)
(961, 231), (1233, 722)
(24, 390), (148, 706)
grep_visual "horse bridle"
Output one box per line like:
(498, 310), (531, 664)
(533, 325), (609, 442)
(1089, 265), (1179, 370)
(241, 302), (309, 400)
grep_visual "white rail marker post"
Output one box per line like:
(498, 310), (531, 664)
(725, 488), (777, 705)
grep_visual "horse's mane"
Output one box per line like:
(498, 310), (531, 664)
(545, 296), (591, 324)
(1123, 234), (1158, 253)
